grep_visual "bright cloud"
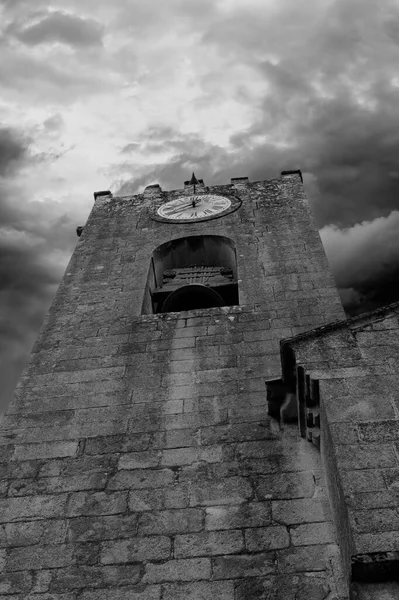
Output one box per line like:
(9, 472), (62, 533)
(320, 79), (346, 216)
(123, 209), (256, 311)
(6, 9), (104, 47)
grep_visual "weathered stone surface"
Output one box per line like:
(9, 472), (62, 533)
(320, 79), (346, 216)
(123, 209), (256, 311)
(50, 564), (143, 591)
(143, 558), (211, 583)
(255, 471), (315, 500)
(31, 569), (53, 594)
(289, 521), (336, 546)
(353, 531), (399, 555)
(271, 498), (331, 525)
(205, 502), (271, 530)
(244, 525), (290, 551)
(101, 537), (171, 563)
(161, 581), (234, 600)
(341, 469), (387, 494)
(107, 468), (175, 490)
(85, 433), (151, 454)
(15, 595), (77, 600)
(235, 574), (332, 600)
(351, 582), (399, 600)
(81, 586), (161, 600)
(1, 174), (354, 599)
(74, 542), (100, 566)
(139, 509), (203, 535)
(128, 489), (165, 512)
(66, 491), (128, 517)
(0, 569), (33, 594)
(68, 515), (138, 542)
(0, 494), (67, 522)
(5, 519), (66, 547)
(188, 477), (252, 506)
(350, 508), (399, 534)
(335, 444), (397, 470)
(6, 544), (75, 570)
(276, 543), (340, 573)
(213, 553), (276, 579)
(161, 445), (223, 466)
(174, 530), (244, 557)
(347, 491), (399, 510)
(13, 441), (79, 461)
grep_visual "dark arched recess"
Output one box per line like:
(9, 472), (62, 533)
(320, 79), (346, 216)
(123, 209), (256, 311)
(142, 235), (239, 314)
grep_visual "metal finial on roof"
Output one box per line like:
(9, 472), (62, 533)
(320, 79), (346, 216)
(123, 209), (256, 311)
(189, 172), (199, 186)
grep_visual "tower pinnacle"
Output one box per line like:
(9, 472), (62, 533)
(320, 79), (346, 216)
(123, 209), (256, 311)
(189, 172), (199, 194)
(189, 172), (199, 186)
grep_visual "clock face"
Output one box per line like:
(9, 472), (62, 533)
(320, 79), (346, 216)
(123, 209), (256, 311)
(156, 194), (232, 222)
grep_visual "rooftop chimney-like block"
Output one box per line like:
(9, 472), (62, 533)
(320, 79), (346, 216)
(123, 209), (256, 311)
(281, 169), (303, 183)
(144, 184), (162, 197)
(94, 190), (112, 200)
(231, 177), (249, 190)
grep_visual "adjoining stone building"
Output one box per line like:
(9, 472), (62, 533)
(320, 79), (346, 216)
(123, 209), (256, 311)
(0, 170), (398, 599)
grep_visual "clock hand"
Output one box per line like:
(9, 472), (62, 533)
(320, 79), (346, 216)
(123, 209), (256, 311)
(169, 198), (203, 214)
(171, 206), (200, 215)
(162, 202), (192, 214)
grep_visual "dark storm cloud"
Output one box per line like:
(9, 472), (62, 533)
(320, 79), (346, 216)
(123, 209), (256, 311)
(195, 0), (399, 229)
(320, 212), (399, 316)
(223, 88), (399, 229)
(0, 127), (28, 176)
(115, 127), (232, 195)
(286, 94), (399, 229)
(7, 10), (104, 48)
(0, 230), (64, 416)
(0, 126), (78, 415)
(0, 8), (109, 101)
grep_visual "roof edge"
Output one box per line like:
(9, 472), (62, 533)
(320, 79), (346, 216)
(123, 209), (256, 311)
(281, 299), (399, 349)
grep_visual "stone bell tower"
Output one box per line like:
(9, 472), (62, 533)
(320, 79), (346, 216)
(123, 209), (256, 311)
(1, 171), (354, 598)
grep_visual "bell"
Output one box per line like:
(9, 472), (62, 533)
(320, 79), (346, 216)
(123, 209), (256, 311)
(162, 284), (224, 313)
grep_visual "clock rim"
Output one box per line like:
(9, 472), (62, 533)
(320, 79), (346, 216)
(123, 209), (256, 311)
(151, 193), (242, 224)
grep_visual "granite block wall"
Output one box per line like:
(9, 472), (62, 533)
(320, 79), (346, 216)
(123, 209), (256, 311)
(0, 173), (348, 599)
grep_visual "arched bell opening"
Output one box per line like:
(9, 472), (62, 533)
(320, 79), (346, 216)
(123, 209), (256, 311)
(142, 235), (239, 314)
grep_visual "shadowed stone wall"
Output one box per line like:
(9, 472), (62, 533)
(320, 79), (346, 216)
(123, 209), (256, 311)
(0, 173), (348, 599)
(283, 303), (399, 599)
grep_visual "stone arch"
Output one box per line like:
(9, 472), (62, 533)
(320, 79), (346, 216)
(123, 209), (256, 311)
(142, 235), (239, 314)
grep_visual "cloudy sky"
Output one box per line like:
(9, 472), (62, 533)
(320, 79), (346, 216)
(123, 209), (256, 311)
(2, 0), (399, 414)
